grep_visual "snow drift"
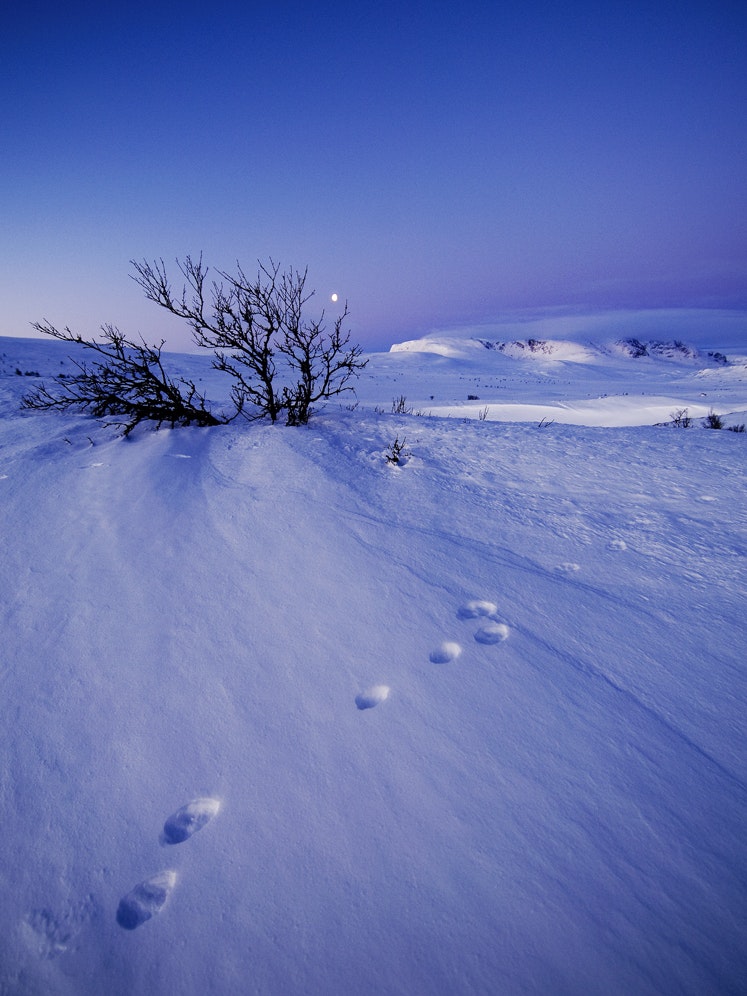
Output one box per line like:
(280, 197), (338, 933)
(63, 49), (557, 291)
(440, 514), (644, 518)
(1, 334), (746, 995)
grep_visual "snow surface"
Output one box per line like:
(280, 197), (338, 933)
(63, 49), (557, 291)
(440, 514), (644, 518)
(1, 331), (746, 994)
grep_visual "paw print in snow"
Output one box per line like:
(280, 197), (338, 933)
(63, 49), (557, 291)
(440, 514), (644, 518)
(457, 600), (511, 646)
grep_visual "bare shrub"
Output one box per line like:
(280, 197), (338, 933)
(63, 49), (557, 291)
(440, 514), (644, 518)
(391, 395), (412, 415)
(385, 436), (410, 465)
(669, 408), (692, 428)
(22, 323), (222, 435)
(131, 257), (367, 425)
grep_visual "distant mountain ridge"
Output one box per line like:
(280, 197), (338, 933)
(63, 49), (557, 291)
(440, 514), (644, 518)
(391, 335), (731, 366)
(481, 337), (730, 365)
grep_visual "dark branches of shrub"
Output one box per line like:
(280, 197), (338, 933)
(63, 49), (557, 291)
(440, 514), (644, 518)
(131, 256), (367, 425)
(280, 305), (364, 425)
(385, 435), (410, 465)
(24, 256), (367, 435)
(669, 408), (692, 428)
(21, 322), (223, 435)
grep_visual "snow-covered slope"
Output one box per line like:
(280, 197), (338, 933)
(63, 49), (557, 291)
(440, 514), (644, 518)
(381, 332), (747, 426)
(1, 335), (746, 994)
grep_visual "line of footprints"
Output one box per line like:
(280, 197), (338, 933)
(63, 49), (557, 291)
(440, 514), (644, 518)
(116, 797), (220, 931)
(118, 601), (506, 927)
(355, 599), (510, 711)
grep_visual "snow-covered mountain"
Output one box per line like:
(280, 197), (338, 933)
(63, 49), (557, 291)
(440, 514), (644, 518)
(1, 333), (746, 994)
(391, 332), (730, 365)
(374, 330), (747, 428)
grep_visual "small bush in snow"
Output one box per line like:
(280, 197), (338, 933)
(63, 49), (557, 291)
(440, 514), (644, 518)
(669, 408), (692, 428)
(728, 423), (745, 433)
(385, 436), (410, 465)
(704, 410), (724, 429)
(391, 395), (412, 415)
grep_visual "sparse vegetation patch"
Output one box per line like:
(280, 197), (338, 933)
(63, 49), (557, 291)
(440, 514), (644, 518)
(385, 435), (411, 465)
(669, 408), (692, 428)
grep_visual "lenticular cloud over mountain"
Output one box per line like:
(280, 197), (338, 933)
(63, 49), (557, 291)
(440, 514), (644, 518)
(1, 330), (746, 994)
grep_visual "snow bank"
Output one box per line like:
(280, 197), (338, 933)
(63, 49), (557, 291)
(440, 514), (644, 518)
(1, 336), (746, 994)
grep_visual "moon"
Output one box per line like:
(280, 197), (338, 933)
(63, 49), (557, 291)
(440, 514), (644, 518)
(330, 292), (338, 303)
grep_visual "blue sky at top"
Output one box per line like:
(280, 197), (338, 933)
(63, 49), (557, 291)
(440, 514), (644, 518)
(2, 0), (745, 350)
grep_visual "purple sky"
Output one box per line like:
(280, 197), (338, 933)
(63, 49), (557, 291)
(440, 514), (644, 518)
(2, 0), (746, 351)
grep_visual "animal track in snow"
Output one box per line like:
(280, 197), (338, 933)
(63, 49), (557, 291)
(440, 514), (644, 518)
(474, 623), (510, 645)
(429, 641), (462, 664)
(555, 562), (580, 573)
(23, 895), (95, 958)
(457, 598), (510, 647)
(355, 685), (390, 710)
(116, 871), (177, 930)
(162, 797), (221, 844)
(457, 600), (499, 621)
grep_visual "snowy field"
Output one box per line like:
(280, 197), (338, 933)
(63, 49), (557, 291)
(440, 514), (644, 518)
(1, 327), (746, 995)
